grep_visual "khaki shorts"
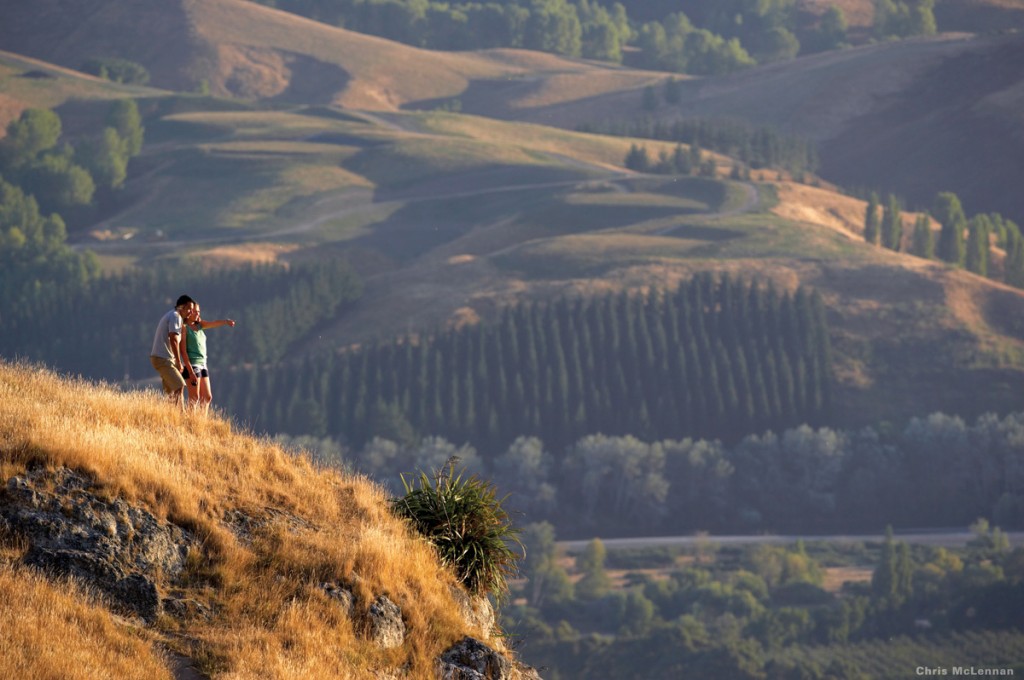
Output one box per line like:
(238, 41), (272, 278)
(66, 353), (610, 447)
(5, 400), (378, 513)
(150, 356), (186, 394)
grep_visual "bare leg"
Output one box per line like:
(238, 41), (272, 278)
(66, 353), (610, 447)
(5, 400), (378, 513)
(199, 377), (213, 416)
(186, 376), (200, 411)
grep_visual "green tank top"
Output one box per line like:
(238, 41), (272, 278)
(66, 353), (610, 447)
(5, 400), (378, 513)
(185, 324), (208, 366)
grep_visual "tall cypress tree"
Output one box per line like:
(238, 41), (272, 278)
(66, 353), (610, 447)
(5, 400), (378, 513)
(934, 192), (967, 266)
(1005, 221), (1024, 288)
(872, 527), (898, 601)
(881, 194), (902, 251)
(864, 192), (881, 245)
(965, 215), (990, 277)
(910, 214), (934, 259)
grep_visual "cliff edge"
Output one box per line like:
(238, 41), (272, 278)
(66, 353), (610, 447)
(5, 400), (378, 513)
(0, 360), (538, 680)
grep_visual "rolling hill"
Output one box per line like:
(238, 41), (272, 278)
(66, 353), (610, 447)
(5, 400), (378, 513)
(506, 30), (1024, 221)
(5, 0), (1023, 219)
(3, 2), (1024, 434)
(0, 0), (662, 113)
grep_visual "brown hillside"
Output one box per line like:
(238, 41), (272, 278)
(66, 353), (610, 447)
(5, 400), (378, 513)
(526, 31), (1024, 220)
(0, 0), (659, 112)
(495, 33), (989, 135)
(819, 32), (1024, 220)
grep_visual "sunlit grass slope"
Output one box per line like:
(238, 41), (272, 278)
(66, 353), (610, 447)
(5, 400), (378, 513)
(96, 107), (690, 249)
(0, 0), (661, 114)
(0, 360), (496, 679)
(0, 565), (173, 680)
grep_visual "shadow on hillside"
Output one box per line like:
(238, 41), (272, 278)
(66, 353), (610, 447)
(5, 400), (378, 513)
(663, 224), (746, 241)
(344, 171), (704, 262)
(820, 33), (1024, 220)
(269, 53), (350, 105)
(404, 76), (542, 118)
(341, 173), (566, 262)
(820, 264), (947, 304)
(982, 286), (1024, 343)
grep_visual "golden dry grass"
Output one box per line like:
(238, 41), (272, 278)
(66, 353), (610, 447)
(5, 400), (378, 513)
(0, 564), (173, 680)
(0, 361), (495, 679)
(771, 181), (867, 240)
(771, 180), (937, 250)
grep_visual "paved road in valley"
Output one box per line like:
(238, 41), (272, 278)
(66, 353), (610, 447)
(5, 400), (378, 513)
(559, 530), (1024, 553)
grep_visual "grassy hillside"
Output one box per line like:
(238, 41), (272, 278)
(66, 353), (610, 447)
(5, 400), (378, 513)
(5, 0), (1023, 220)
(513, 30), (1024, 221)
(80, 106), (677, 250)
(4, 29), (1024, 437)
(0, 0), (662, 113)
(0, 360), (518, 679)
(9, 73), (1022, 430)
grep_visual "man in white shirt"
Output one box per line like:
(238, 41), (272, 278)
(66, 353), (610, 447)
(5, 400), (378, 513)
(149, 294), (196, 408)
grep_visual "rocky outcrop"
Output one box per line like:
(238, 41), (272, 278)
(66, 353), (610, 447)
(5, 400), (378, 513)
(0, 466), (195, 621)
(316, 583), (540, 678)
(450, 585), (496, 640)
(1, 466), (542, 678)
(438, 637), (542, 680)
(322, 581), (356, 617)
(320, 581), (407, 650)
(368, 594), (406, 649)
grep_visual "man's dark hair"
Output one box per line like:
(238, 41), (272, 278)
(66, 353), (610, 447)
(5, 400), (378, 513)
(175, 294), (195, 308)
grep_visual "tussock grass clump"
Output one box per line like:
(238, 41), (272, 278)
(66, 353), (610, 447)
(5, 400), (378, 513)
(392, 460), (523, 599)
(0, 360), (488, 678)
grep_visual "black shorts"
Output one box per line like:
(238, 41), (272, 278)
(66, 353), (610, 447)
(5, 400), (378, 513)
(181, 367), (210, 378)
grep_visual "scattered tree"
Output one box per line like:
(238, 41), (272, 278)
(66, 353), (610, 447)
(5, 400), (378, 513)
(864, 192), (881, 245)
(575, 538), (612, 600)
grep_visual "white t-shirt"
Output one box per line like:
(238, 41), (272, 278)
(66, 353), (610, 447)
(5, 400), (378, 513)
(150, 309), (183, 361)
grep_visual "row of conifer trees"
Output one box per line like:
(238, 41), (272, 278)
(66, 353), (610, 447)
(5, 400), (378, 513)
(220, 273), (832, 452)
(582, 116), (819, 176)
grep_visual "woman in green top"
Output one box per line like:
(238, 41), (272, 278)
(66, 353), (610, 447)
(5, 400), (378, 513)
(180, 303), (235, 414)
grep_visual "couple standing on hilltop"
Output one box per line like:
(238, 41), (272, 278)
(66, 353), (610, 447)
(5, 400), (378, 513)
(149, 294), (235, 413)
